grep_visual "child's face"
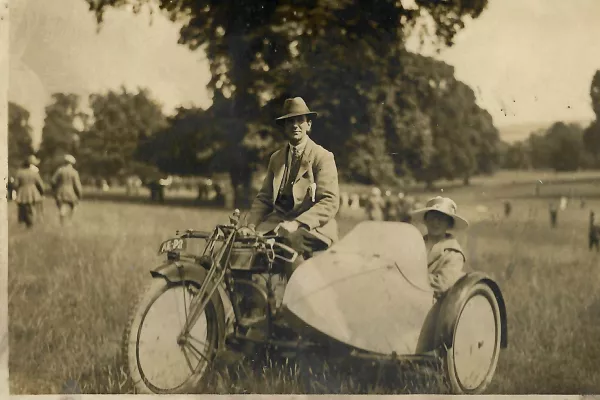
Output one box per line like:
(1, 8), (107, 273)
(425, 211), (452, 236)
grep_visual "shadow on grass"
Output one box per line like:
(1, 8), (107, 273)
(204, 351), (447, 395)
(76, 349), (447, 395)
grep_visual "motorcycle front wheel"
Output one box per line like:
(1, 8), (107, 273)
(122, 278), (224, 394)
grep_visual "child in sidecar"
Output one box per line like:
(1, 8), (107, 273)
(410, 196), (469, 298)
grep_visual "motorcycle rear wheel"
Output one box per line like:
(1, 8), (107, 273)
(122, 278), (224, 394)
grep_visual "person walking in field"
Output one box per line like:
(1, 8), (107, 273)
(241, 97), (340, 281)
(504, 200), (512, 218)
(29, 162), (46, 221)
(383, 189), (400, 221)
(589, 211), (599, 252)
(51, 154), (83, 224)
(549, 201), (558, 228)
(14, 155), (45, 228)
(365, 187), (385, 221)
(411, 196), (469, 298)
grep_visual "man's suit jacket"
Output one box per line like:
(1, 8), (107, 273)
(247, 137), (340, 245)
(14, 167), (44, 204)
(52, 165), (82, 203)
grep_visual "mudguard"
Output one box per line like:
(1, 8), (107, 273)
(150, 260), (234, 344)
(433, 271), (508, 352)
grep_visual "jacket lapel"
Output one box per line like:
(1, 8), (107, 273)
(294, 138), (315, 184)
(271, 149), (287, 203)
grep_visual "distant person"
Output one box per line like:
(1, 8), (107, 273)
(549, 202), (558, 228)
(51, 154), (83, 224)
(349, 193), (361, 210)
(14, 155), (45, 228)
(411, 196), (469, 298)
(589, 211), (599, 252)
(30, 163), (45, 221)
(383, 189), (400, 221)
(398, 193), (412, 223)
(6, 176), (15, 201)
(504, 200), (512, 218)
(365, 187), (385, 221)
(559, 196), (568, 211)
(147, 177), (167, 203)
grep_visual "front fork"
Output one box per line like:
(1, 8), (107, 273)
(177, 252), (230, 340)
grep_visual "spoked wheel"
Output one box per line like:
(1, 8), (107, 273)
(122, 278), (224, 394)
(442, 282), (502, 394)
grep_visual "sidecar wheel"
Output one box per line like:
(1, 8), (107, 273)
(122, 278), (224, 394)
(442, 282), (502, 394)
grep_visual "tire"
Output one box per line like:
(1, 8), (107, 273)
(442, 282), (502, 394)
(122, 277), (225, 394)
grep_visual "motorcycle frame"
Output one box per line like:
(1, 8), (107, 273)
(174, 221), (285, 342)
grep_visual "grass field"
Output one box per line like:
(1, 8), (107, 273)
(7, 171), (600, 394)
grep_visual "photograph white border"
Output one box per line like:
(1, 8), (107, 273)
(1, 1), (599, 400)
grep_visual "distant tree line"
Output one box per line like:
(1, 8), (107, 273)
(82, 0), (498, 205)
(501, 70), (600, 172)
(9, 53), (502, 200)
(8, 0), (514, 205)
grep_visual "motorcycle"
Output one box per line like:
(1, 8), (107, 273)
(121, 209), (508, 394)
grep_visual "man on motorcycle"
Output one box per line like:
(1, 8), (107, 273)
(241, 97), (340, 280)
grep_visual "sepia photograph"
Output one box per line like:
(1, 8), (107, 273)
(4, 0), (600, 396)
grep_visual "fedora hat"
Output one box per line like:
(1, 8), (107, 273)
(27, 155), (40, 166)
(410, 196), (469, 230)
(64, 154), (76, 164)
(275, 97), (318, 125)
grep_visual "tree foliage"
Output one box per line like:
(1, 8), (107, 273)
(583, 70), (600, 166)
(8, 102), (35, 173)
(84, 0), (492, 201)
(38, 93), (88, 175)
(501, 122), (590, 172)
(78, 86), (168, 178)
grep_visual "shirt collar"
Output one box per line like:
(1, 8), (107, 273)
(288, 136), (308, 155)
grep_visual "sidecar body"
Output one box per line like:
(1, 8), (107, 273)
(281, 221), (435, 355)
(278, 221), (508, 394)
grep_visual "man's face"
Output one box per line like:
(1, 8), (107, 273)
(283, 115), (311, 145)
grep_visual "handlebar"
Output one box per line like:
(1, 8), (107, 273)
(176, 209), (299, 263)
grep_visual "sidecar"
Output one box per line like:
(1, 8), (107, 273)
(277, 221), (508, 394)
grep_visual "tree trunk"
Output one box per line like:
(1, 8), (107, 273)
(229, 167), (253, 210)
(463, 176), (471, 186)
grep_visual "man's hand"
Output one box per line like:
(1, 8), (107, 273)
(276, 220), (301, 235)
(238, 224), (256, 237)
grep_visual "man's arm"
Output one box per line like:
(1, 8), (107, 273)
(295, 150), (340, 230)
(246, 157), (275, 228)
(73, 170), (83, 199)
(35, 173), (45, 195)
(50, 169), (60, 192)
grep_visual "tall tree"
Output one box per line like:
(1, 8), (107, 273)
(583, 70), (600, 167)
(8, 102), (35, 173)
(78, 86), (167, 179)
(501, 140), (531, 170)
(38, 93), (88, 176)
(545, 122), (585, 172)
(85, 0), (490, 201)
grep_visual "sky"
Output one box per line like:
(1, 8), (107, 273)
(8, 0), (600, 149)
